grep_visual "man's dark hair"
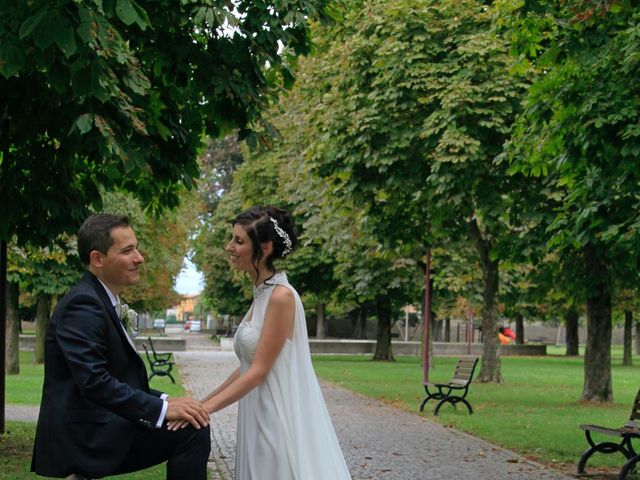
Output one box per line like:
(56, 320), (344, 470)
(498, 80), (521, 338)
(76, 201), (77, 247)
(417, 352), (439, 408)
(77, 214), (130, 265)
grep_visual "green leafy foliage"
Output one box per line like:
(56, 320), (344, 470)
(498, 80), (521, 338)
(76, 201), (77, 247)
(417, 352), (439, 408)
(8, 236), (81, 299)
(100, 188), (195, 312)
(504, 1), (640, 401)
(301, 0), (530, 378)
(0, 0), (333, 246)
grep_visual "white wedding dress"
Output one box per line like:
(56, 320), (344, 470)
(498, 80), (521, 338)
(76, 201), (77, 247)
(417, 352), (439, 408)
(233, 272), (351, 480)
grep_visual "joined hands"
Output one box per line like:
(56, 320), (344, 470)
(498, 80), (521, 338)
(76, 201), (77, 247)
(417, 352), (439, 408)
(165, 397), (209, 430)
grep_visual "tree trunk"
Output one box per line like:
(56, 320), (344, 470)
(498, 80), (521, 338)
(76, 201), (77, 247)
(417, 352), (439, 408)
(373, 295), (394, 361)
(581, 244), (612, 402)
(1, 240), (7, 433)
(565, 307), (579, 356)
(444, 318), (451, 342)
(515, 313), (524, 345)
(315, 303), (326, 339)
(34, 293), (51, 364)
(432, 314), (442, 342)
(623, 310), (633, 367)
(357, 305), (368, 339)
(349, 308), (359, 339)
(468, 219), (502, 383)
(478, 259), (502, 382)
(5, 281), (19, 374)
(635, 321), (640, 355)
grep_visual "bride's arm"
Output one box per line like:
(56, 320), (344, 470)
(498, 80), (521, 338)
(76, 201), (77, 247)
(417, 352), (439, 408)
(202, 286), (295, 415)
(199, 368), (241, 403)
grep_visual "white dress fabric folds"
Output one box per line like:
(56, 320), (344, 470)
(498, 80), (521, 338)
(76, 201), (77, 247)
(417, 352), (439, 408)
(233, 272), (351, 480)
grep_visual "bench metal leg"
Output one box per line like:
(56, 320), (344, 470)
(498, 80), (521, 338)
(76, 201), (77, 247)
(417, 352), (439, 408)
(433, 398), (447, 416)
(420, 394), (442, 412)
(457, 397), (473, 415)
(578, 441), (629, 474)
(419, 386), (444, 412)
(620, 454), (640, 479)
(578, 433), (635, 475)
(149, 371), (175, 383)
(434, 396), (473, 416)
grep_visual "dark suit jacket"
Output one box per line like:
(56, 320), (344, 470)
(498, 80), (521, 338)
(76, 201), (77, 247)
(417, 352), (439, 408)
(31, 271), (165, 478)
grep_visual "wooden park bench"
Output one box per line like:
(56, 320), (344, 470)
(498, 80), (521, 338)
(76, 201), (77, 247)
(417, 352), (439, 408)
(578, 389), (640, 479)
(419, 357), (479, 416)
(148, 336), (173, 363)
(142, 343), (175, 384)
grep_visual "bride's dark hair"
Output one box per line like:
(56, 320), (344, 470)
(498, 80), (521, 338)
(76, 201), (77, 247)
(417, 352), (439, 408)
(232, 206), (297, 275)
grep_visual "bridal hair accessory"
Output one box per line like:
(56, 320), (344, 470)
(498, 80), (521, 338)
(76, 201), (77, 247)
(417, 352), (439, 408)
(269, 216), (292, 257)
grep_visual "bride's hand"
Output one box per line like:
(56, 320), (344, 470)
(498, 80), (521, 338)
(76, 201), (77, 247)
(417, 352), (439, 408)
(165, 396), (209, 429)
(166, 419), (189, 431)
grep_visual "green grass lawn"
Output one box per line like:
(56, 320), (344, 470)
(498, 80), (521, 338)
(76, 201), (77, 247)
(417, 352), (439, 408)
(6, 347), (639, 478)
(1, 351), (185, 480)
(313, 347), (640, 476)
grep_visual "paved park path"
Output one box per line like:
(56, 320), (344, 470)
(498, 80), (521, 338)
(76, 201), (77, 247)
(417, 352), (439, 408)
(177, 334), (575, 480)
(6, 332), (576, 479)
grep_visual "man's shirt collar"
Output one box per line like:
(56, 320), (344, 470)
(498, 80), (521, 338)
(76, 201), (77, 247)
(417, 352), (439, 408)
(97, 278), (120, 307)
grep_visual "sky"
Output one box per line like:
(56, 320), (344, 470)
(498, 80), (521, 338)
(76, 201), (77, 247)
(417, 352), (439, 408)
(174, 256), (205, 295)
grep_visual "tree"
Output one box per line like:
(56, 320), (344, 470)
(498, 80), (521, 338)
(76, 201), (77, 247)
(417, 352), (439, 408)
(4, 275), (18, 374)
(306, 0), (529, 381)
(564, 307), (581, 356)
(0, 0), (332, 431)
(506, 2), (640, 401)
(193, 185), (249, 318)
(623, 311), (633, 367)
(100, 188), (196, 312)
(8, 238), (80, 365)
(502, 253), (583, 355)
(191, 134), (249, 317)
(429, 243), (483, 348)
(192, 134), (344, 333)
(192, 74), (422, 358)
(306, 199), (421, 359)
(499, 262), (540, 345)
(1, 0), (334, 243)
(238, 42), (422, 357)
(615, 288), (640, 367)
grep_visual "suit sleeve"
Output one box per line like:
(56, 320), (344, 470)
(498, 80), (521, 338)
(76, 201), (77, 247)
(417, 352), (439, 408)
(150, 388), (164, 397)
(55, 293), (164, 427)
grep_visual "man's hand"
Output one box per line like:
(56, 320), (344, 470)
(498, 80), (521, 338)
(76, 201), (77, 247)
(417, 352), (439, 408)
(165, 397), (209, 430)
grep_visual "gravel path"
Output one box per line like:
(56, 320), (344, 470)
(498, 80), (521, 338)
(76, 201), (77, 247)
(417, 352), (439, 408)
(4, 404), (39, 422)
(5, 333), (576, 479)
(176, 350), (575, 480)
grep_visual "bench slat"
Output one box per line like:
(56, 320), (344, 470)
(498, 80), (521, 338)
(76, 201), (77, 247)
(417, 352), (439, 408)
(579, 424), (628, 436)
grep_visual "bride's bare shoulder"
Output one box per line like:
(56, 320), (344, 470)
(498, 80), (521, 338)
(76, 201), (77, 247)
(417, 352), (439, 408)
(270, 284), (294, 304)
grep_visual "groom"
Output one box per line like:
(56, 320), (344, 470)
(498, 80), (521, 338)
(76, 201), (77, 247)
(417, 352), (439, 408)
(31, 214), (211, 479)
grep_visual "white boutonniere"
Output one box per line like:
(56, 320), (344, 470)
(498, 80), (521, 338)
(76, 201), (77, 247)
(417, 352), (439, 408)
(117, 303), (139, 338)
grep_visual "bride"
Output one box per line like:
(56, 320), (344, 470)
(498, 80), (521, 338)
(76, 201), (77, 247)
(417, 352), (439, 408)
(170, 206), (351, 480)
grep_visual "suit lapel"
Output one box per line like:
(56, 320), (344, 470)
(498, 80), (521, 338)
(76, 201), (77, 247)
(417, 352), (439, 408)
(84, 272), (140, 356)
